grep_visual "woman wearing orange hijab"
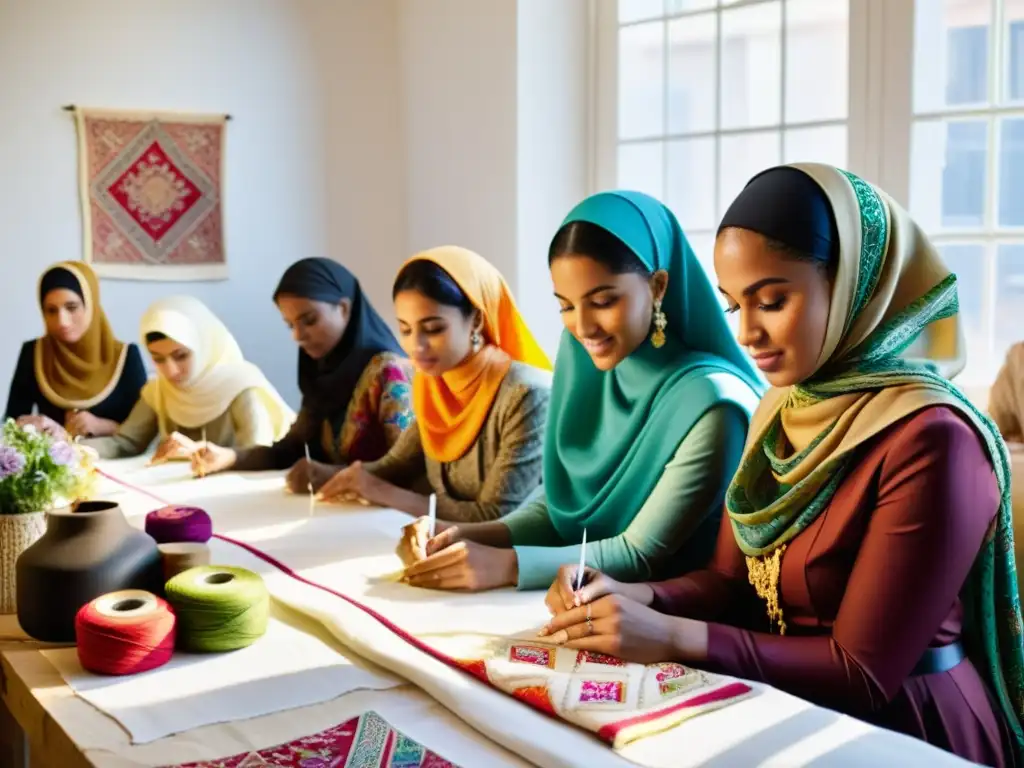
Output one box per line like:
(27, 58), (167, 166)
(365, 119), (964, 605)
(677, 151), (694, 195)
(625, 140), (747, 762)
(318, 246), (552, 523)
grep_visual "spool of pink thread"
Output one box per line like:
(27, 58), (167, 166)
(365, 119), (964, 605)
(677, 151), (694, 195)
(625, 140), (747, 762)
(144, 505), (213, 544)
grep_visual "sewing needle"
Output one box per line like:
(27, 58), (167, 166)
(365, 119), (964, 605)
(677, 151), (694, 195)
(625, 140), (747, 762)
(575, 528), (588, 593)
(304, 442), (315, 515)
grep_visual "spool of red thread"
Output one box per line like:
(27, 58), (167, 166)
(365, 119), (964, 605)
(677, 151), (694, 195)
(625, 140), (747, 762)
(145, 505), (213, 544)
(75, 590), (177, 675)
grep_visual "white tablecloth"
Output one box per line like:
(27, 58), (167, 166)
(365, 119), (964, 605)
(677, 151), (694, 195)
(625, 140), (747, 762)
(85, 457), (977, 768)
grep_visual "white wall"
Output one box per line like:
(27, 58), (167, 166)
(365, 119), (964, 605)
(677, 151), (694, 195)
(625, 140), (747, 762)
(0, 0), (589, 411)
(399, 0), (520, 284)
(0, 0), (410, 409)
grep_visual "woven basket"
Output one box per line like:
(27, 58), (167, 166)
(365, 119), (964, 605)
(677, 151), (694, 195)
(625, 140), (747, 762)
(0, 511), (47, 614)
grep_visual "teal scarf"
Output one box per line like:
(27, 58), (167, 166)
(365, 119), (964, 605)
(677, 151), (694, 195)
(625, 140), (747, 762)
(725, 164), (1024, 756)
(544, 191), (763, 543)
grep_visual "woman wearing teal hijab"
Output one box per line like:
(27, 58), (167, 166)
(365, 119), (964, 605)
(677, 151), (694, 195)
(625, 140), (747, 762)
(397, 191), (763, 592)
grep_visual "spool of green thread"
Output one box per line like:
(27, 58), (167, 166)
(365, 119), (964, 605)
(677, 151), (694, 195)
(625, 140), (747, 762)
(164, 566), (270, 652)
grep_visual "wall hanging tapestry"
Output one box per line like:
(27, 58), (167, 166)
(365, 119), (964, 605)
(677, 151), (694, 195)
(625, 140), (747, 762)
(71, 106), (228, 281)
(168, 710), (459, 768)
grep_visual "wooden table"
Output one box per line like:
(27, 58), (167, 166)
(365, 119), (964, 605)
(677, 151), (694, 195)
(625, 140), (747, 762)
(0, 615), (87, 768)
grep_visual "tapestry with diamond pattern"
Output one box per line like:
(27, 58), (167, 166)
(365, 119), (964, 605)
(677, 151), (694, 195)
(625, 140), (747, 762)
(72, 107), (227, 281)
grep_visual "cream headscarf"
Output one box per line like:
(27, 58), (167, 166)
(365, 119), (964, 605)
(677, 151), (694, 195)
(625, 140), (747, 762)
(991, 343), (1024, 443)
(139, 297), (294, 439)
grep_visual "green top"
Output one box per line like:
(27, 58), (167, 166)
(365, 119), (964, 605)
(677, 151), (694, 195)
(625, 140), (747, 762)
(507, 403), (747, 589)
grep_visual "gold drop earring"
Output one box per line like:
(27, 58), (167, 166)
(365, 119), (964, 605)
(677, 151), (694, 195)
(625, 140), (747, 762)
(651, 299), (667, 349)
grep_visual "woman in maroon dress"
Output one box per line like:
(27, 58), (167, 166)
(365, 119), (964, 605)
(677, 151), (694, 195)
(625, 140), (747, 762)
(538, 164), (1024, 766)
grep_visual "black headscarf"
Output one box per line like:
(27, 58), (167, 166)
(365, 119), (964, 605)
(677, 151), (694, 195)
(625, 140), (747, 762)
(718, 165), (839, 265)
(273, 258), (404, 429)
(39, 267), (84, 305)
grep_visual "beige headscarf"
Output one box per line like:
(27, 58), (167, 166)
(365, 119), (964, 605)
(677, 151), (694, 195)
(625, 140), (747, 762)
(991, 343), (1024, 443)
(139, 296), (294, 438)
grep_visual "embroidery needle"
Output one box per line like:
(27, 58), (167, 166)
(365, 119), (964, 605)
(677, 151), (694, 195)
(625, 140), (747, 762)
(196, 427), (207, 479)
(575, 528), (588, 593)
(304, 442), (315, 515)
(427, 493), (437, 538)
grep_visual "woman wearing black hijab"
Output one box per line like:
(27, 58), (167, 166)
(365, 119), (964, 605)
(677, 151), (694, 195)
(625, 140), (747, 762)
(194, 258), (414, 492)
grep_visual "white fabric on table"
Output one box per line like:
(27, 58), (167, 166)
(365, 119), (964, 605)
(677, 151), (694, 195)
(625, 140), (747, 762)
(42, 602), (400, 744)
(89, 459), (978, 767)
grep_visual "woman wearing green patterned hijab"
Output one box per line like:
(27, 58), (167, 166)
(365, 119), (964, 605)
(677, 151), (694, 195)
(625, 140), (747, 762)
(398, 191), (762, 593)
(540, 164), (1023, 765)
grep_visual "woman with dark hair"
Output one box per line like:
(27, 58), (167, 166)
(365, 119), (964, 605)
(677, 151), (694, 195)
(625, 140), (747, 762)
(541, 165), (1023, 766)
(394, 192), (763, 592)
(85, 296), (294, 460)
(194, 258), (413, 491)
(5, 261), (147, 438)
(317, 246), (553, 523)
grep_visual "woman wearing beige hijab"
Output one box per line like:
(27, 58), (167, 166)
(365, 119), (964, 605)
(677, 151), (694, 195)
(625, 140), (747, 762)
(86, 296), (294, 460)
(991, 343), (1024, 449)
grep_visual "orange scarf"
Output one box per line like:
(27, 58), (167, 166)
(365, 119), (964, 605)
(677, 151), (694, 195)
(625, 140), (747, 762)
(408, 247), (551, 462)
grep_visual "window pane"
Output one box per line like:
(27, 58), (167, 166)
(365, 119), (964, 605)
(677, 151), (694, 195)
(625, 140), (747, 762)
(618, 142), (665, 200)
(667, 13), (717, 134)
(720, 2), (782, 129)
(619, 22), (665, 140)
(1004, 3), (1024, 101)
(913, 0), (990, 113)
(938, 243), (988, 370)
(910, 119), (989, 230)
(995, 244), (1024, 364)
(999, 118), (1024, 226)
(684, 231), (718, 288)
(666, 0), (716, 12)
(666, 137), (717, 231)
(719, 131), (781, 215)
(620, 0), (664, 24)
(783, 125), (848, 168)
(785, 0), (849, 122)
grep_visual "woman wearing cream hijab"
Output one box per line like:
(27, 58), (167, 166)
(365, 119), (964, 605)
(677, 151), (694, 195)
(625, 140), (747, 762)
(541, 164), (1023, 765)
(85, 296), (294, 460)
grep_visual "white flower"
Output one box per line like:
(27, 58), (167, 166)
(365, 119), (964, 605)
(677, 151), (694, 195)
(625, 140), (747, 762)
(21, 424), (37, 435)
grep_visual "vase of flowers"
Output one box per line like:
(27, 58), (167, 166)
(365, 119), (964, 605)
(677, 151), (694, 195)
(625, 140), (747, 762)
(0, 418), (92, 614)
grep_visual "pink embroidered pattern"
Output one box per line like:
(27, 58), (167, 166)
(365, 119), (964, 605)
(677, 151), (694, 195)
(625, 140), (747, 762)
(509, 644), (555, 668)
(579, 680), (626, 704)
(654, 663), (698, 697)
(576, 650), (626, 667)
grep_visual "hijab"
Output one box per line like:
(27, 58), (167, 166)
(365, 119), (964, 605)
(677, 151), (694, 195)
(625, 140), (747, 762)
(403, 246), (551, 462)
(33, 261), (128, 410)
(273, 258), (404, 430)
(721, 163), (1024, 753)
(543, 191), (764, 543)
(990, 343), (1024, 442)
(139, 296), (294, 439)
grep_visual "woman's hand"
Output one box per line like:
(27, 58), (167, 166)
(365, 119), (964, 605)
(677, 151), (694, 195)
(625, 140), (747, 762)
(65, 411), (115, 438)
(191, 443), (236, 477)
(150, 432), (198, 464)
(544, 564), (655, 615)
(402, 538), (518, 591)
(285, 457), (338, 495)
(315, 461), (389, 504)
(537, 594), (704, 665)
(396, 517), (456, 567)
(17, 415), (68, 440)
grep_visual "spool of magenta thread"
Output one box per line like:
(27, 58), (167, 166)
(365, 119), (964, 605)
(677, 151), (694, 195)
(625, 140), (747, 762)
(144, 505), (213, 544)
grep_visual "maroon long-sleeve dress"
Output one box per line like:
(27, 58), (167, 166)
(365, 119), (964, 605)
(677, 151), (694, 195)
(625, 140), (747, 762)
(650, 406), (1014, 766)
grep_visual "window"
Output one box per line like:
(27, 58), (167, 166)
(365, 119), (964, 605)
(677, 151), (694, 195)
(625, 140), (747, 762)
(600, 0), (849, 277)
(908, 0), (1024, 386)
(592, 0), (1024, 387)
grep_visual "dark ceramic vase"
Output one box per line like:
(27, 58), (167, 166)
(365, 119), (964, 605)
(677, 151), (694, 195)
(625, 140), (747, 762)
(16, 500), (163, 642)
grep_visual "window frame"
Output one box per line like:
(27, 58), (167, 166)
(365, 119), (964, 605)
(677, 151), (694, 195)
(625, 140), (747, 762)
(589, 0), (1024, 388)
